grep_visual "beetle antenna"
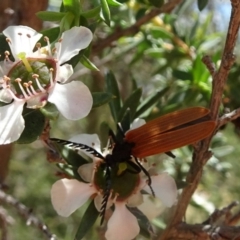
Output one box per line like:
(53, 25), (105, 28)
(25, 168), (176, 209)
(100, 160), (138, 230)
(50, 138), (105, 160)
(100, 165), (112, 225)
(133, 157), (155, 197)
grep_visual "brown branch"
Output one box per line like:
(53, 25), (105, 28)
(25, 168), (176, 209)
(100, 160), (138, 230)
(92, 0), (183, 55)
(218, 107), (240, 128)
(160, 1), (240, 239)
(168, 222), (240, 240)
(0, 189), (57, 240)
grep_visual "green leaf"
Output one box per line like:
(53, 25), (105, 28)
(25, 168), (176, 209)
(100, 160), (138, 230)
(92, 92), (114, 108)
(119, 108), (131, 135)
(100, 0), (111, 26)
(118, 88), (142, 122)
(135, 87), (169, 118)
(59, 11), (75, 33)
(40, 102), (59, 120)
(17, 109), (45, 144)
(105, 71), (121, 123)
(148, 0), (164, 8)
(52, 141), (88, 168)
(81, 6), (101, 18)
(39, 27), (60, 45)
(107, 0), (122, 6)
(74, 200), (99, 240)
(80, 55), (99, 71)
(63, 0), (81, 17)
(173, 70), (193, 81)
(36, 11), (66, 22)
(197, 0), (208, 11)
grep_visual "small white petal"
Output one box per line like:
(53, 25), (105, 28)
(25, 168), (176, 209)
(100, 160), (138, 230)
(105, 202), (140, 240)
(0, 59), (16, 76)
(26, 93), (48, 108)
(78, 163), (94, 182)
(130, 118), (146, 130)
(57, 26), (93, 65)
(138, 195), (164, 220)
(94, 194), (103, 212)
(3, 25), (42, 60)
(0, 89), (13, 103)
(144, 173), (178, 207)
(0, 101), (25, 144)
(57, 64), (74, 84)
(51, 179), (96, 217)
(69, 134), (102, 155)
(127, 191), (143, 207)
(48, 81), (93, 120)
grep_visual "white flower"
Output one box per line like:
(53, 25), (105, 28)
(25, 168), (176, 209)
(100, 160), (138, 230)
(51, 131), (178, 240)
(0, 25), (93, 144)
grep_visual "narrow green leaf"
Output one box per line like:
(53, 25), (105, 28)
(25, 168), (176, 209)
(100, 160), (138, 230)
(118, 88), (142, 122)
(63, 0), (81, 17)
(80, 55), (99, 71)
(0, 33), (11, 61)
(135, 87), (169, 118)
(74, 200), (99, 240)
(59, 11), (75, 33)
(40, 102), (59, 120)
(100, 0), (111, 26)
(105, 71), (121, 123)
(107, 0), (122, 6)
(39, 27), (60, 45)
(148, 0), (164, 8)
(17, 109), (45, 144)
(81, 6), (101, 18)
(128, 207), (153, 239)
(36, 11), (66, 21)
(119, 108), (131, 135)
(173, 70), (193, 81)
(52, 141), (88, 168)
(197, 0), (208, 11)
(92, 92), (114, 108)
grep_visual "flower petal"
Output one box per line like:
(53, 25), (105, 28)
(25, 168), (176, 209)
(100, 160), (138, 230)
(0, 89), (13, 103)
(3, 26), (42, 60)
(48, 81), (93, 120)
(78, 163), (94, 182)
(137, 195), (164, 220)
(127, 191), (143, 207)
(144, 173), (177, 207)
(57, 26), (93, 65)
(69, 134), (102, 155)
(0, 101), (25, 144)
(105, 202), (140, 240)
(130, 118), (146, 130)
(51, 179), (96, 217)
(57, 64), (74, 84)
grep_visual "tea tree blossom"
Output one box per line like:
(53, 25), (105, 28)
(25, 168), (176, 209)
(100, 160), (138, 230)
(0, 25), (93, 144)
(51, 133), (178, 240)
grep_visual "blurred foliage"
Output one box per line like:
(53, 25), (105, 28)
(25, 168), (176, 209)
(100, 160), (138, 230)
(2, 0), (240, 239)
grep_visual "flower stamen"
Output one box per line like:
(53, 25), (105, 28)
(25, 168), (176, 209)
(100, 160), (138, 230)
(44, 36), (52, 57)
(4, 51), (10, 61)
(36, 42), (41, 55)
(15, 78), (29, 99)
(23, 82), (34, 97)
(49, 68), (54, 86)
(28, 81), (38, 95)
(32, 74), (46, 93)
